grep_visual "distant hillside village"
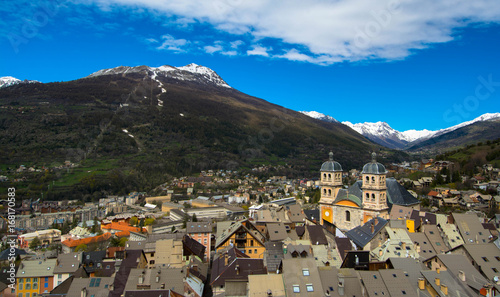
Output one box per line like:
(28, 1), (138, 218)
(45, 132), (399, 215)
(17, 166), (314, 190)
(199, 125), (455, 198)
(1, 153), (500, 297)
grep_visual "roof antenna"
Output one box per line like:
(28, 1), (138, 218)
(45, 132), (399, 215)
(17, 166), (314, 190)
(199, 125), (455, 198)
(372, 152), (377, 163)
(329, 151), (333, 161)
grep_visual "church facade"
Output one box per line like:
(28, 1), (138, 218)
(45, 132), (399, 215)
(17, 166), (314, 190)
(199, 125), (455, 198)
(319, 152), (420, 231)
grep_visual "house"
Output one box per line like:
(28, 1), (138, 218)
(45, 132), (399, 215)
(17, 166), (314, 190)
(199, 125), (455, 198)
(263, 241), (284, 274)
(422, 254), (499, 295)
(62, 233), (112, 253)
(280, 257), (324, 296)
(459, 244), (500, 287)
(452, 213), (490, 244)
(53, 252), (82, 288)
(215, 219), (266, 259)
(16, 259), (57, 296)
(155, 239), (183, 268)
(318, 267), (364, 297)
(247, 274), (286, 297)
(109, 250), (147, 297)
(18, 229), (61, 249)
(66, 277), (114, 297)
(210, 247), (266, 296)
(186, 221), (213, 261)
(346, 217), (388, 251)
(82, 251), (107, 277)
(182, 234), (206, 261)
(123, 267), (185, 294)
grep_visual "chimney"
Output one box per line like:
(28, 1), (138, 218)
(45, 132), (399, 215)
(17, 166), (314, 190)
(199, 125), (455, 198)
(435, 278), (440, 286)
(338, 273), (345, 296)
(267, 289), (273, 296)
(401, 242), (406, 250)
(236, 265), (240, 275)
(436, 268), (440, 274)
(458, 270), (466, 282)
(374, 217), (378, 226)
(440, 284), (448, 296)
(371, 223), (375, 234)
(418, 278), (425, 290)
(81, 288), (87, 297)
(224, 253), (229, 266)
(138, 275), (144, 284)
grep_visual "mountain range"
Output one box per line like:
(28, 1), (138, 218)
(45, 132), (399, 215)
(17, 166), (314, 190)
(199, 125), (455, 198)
(300, 111), (500, 150)
(0, 64), (386, 183)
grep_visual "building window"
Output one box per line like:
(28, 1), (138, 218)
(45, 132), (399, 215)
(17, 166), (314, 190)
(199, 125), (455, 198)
(293, 285), (300, 293)
(482, 257), (489, 262)
(365, 193), (369, 201)
(302, 269), (310, 276)
(249, 249), (252, 254)
(44, 283), (48, 288)
(251, 240), (254, 246)
(25, 293), (30, 297)
(345, 211), (350, 222)
(371, 193), (375, 201)
(306, 284), (314, 292)
(18, 284), (23, 290)
(254, 249), (257, 254)
(26, 278), (31, 283)
(33, 283), (38, 290)
(58, 274), (62, 279)
(25, 284), (31, 290)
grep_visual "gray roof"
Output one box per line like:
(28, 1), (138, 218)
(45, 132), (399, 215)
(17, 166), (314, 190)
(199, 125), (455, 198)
(321, 161), (343, 172)
(432, 254), (494, 292)
(320, 152), (343, 172)
(362, 153), (387, 174)
(264, 242), (284, 273)
(346, 217), (388, 248)
(387, 258), (432, 297)
(267, 223), (288, 241)
(362, 162), (387, 174)
(54, 252), (82, 274)
(186, 221), (213, 233)
(17, 259), (57, 277)
(420, 270), (475, 297)
(66, 277), (114, 297)
(346, 179), (419, 208)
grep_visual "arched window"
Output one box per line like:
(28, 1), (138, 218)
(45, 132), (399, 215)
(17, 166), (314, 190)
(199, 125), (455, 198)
(328, 189), (332, 196)
(365, 193), (369, 201)
(328, 173), (331, 180)
(323, 189), (327, 195)
(33, 283), (38, 290)
(345, 211), (351, 222)
(323, 173), (327, 180)
(372, 176), (375, 183)
(371, 193), (376, 201)
(26, 283), (31, 290)
(365, 176), (369, 182)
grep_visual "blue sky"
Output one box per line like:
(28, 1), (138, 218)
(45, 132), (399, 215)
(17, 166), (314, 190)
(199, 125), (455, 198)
(1, 0), (500, 131)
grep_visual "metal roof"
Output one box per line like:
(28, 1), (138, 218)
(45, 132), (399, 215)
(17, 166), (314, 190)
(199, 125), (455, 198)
(320, 151), (343, 172)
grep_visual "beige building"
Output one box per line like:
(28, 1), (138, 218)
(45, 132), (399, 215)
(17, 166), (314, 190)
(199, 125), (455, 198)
(155, 239), (183, 268)
(320, 152), (419, 231)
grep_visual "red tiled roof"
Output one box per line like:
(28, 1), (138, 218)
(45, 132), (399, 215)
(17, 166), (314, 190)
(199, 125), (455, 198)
(428, 190), (439, 197)
(101, 221), (146, 233)
(62, 233), (112, 248)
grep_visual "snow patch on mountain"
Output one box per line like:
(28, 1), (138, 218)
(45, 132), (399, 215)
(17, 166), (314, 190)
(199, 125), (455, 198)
(88, 63), (231, 88)
(299, 111), (338, 123)
(0, 76), (38, 88)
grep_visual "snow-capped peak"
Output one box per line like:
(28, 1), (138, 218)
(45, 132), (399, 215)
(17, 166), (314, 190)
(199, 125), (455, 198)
(0, 76), (21, 88)
(88, 63), (231, 88)
(0, 76), (39, 88)
(299, 111), (338, 123)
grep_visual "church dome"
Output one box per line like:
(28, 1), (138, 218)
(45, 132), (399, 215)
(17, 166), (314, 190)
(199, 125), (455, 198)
(362, 152), (387, 174)
(321, 152), (343, 172)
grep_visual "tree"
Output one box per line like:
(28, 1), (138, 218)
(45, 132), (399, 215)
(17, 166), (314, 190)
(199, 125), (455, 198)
(192, 214), (198, 222)
(144, 218), (155, 226)
(75, 244), (88, 252)
(29, 237), (41, 250)
(90, 216), (99, 234)
(129, 216), (138, 226)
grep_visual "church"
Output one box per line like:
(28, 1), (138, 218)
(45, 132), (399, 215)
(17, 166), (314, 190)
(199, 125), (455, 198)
(319, 152), (420, 231)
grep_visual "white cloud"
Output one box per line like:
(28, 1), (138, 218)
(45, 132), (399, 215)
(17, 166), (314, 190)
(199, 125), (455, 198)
(204, 44), (224, 54)
(83, 0), (500, 64)
(247, 45), (271, 57)
(230, 40), (244, 49)
(222, 50), (238, 56)
(156, 34), (189, 52)
(146, 38), (158, 43)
